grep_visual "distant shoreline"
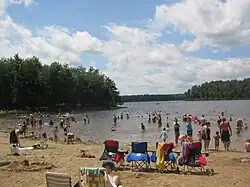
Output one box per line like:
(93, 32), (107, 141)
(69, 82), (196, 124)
(122, 99), (250, 103)
(0, 105), (127, 118)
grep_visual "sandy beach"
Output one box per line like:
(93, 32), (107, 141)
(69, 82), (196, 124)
(0, 132), (250, 187)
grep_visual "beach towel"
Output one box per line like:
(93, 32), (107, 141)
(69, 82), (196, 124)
(80, 167), (106, 187)
(156, 142), (165, 170)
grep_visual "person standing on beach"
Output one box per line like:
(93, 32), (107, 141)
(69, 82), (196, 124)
(173, 118), (180, 144)
(52, 126), (59, 142)
(203, 125), (211, 152)
(9, 129), (21, 147)
(214, 131), (221, 151)
(219, 118), (232, 151)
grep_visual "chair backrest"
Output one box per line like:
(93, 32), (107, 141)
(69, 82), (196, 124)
(46, 172), (71, 187)
(79, 167), (106, 187)
(156, 142), (174, 154)
(131, 142), (147, 153)
(104, 140), (119, 153)
(189, 142), (202, 159)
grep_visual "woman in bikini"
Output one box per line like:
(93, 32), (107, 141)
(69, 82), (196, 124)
(219, 118), (232, 151)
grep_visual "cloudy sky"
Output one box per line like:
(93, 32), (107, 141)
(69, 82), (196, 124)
(0, 0), (250, 95)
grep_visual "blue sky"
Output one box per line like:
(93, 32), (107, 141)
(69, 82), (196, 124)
(7, 0), (250, 60)
(1, 0), (250, 94)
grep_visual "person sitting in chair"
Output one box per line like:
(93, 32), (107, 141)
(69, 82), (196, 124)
(102, 160), (122, 187)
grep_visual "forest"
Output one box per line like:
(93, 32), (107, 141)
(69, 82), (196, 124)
(121, 94), (185, 102)
(0, 54), (121, 110)
(185, 78), (250, 100)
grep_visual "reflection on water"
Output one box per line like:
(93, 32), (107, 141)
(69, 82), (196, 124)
(36, 100), (250, 150)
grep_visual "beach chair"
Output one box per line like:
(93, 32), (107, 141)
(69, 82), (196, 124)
(126, 142), (151, 171)
(79, 167), (106, 187)
(178, 142), (210, 174)
(99, 140), (128, 168)
(46, 172), (72, 187)
(151, 142), (176, 172)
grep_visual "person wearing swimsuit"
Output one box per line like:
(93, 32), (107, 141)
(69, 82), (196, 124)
(219, 118), (232, 151)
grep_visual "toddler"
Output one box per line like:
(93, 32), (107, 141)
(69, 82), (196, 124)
(214, 131), (221, 151)
(197, 130), (202, 142)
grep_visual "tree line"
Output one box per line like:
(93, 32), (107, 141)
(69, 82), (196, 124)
(0, 54), (121, 110)
(122, 78), (250, 102)
(121, 94), (185, 102)
(185, 78), (250, 100)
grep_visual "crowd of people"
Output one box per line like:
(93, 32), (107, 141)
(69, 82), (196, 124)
(10, 112), (89, 147)
(131, 111), (249, 153)
(9, 110), (250, 154)
(7, 109), (250, 187)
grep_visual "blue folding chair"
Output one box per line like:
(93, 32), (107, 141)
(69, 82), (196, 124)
(126, 142), (151, 171)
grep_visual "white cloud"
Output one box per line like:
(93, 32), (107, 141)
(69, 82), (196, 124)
(0, 0), (7, 15)
(1, 1), (250, 94)
(154, 0), (250, 52)
(9, 0), (35, 7)
(0, 0), (35, 16)
(180, 39), (200, 52)
(0, 15), (103, 64)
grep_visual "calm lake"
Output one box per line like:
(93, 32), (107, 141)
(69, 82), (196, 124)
(38, 100), (250, 150)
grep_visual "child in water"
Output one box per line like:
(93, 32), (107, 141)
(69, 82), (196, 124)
(159, 127), (168, 142)
(213, 131), (221, 151)
(166, 123), (170, 129)
(244, 118), (248, 129)
(141, 123), (145, 131)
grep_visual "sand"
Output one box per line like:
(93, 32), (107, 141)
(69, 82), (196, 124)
(0, 133), (250, 187)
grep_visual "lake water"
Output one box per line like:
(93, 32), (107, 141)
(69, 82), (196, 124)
(38, 100), (250, 150)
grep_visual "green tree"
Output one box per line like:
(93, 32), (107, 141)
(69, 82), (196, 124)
(185, 78), (250, 100)
(0, 54), (121, 110)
